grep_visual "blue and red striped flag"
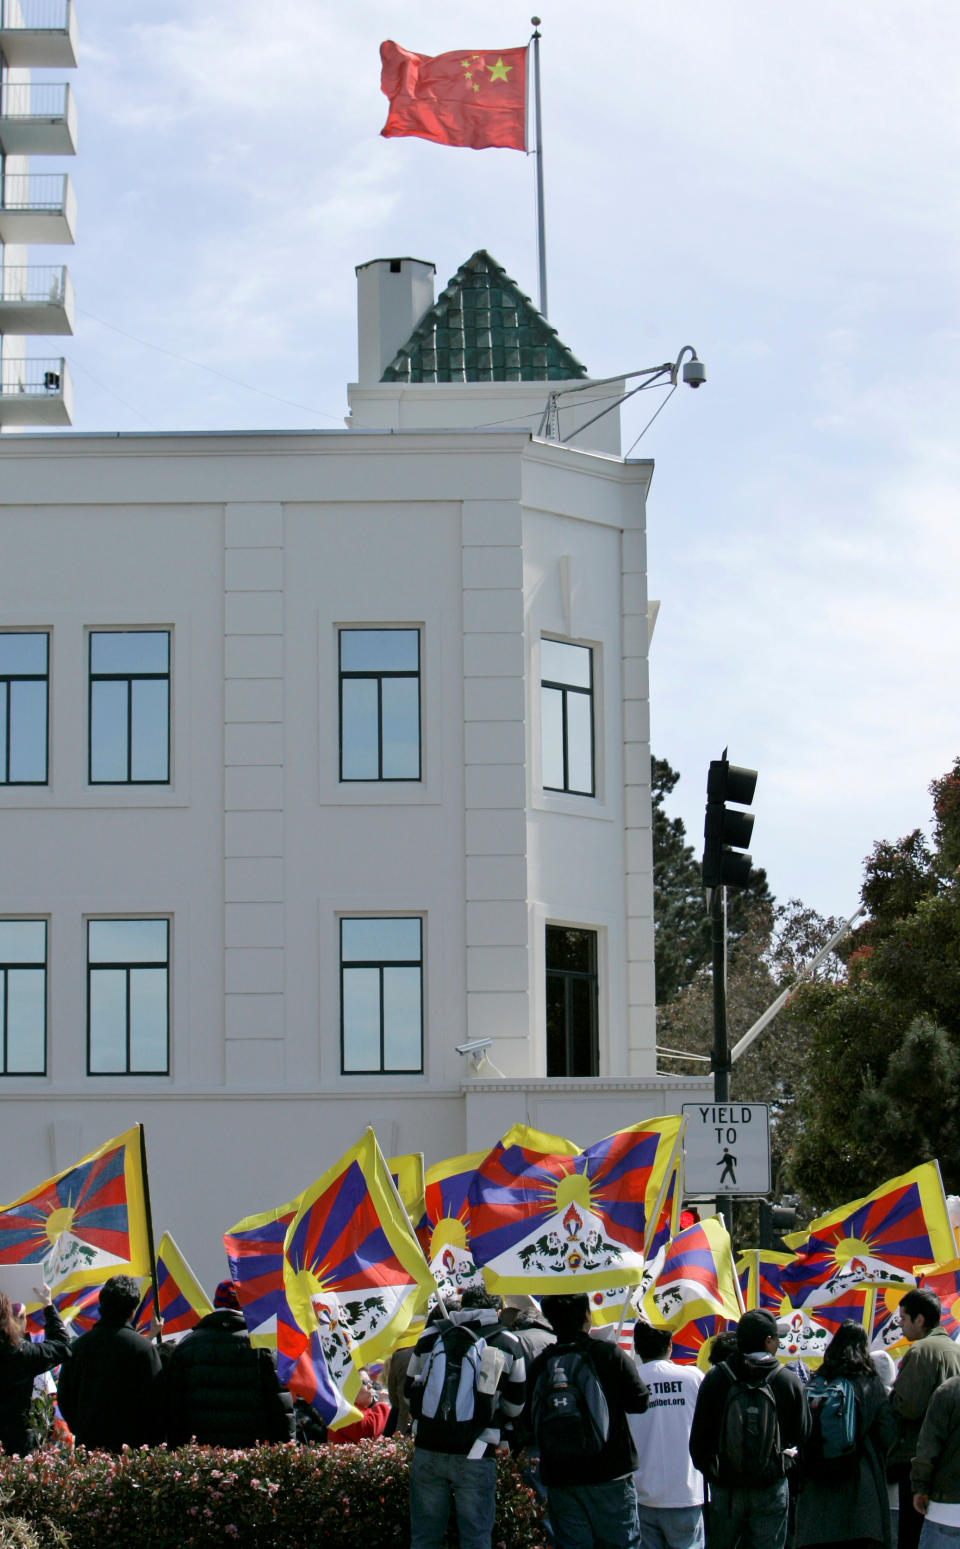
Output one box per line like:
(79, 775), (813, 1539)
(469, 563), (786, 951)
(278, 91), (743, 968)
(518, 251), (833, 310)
(467, 1118), (684, 1295)
(133, 1233), (212, 1340)
(671, 1313), (735, 1369)
(416, 1149), (488, 1301)
(780, 1163), (954, 1308)
(736, 1250), (794, 1312)
(0, 1126), (151, 1290)
(641, 1216), (743, 1329)
(283, 1129), (436, 1423)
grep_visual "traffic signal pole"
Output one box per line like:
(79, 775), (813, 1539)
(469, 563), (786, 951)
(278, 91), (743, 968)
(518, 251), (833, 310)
(711, 886), (730, 1104)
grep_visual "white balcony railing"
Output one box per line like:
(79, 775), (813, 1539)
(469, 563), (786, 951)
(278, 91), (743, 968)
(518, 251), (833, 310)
(1, 81), (70, 118)
(0, 172), (68, 210)
(0, 263), (68, 302)
(0, 0), (70, 29)
(0, 356), (67, 395)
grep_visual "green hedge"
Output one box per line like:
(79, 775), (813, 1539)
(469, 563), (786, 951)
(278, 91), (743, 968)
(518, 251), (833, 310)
(0, 1440), (548, 1549)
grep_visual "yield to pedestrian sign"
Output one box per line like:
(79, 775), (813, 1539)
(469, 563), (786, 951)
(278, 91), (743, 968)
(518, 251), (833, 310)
(681, 1103), (771, 1195)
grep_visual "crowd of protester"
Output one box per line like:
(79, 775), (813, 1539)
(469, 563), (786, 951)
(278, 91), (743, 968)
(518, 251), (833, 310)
(3, 1272), (960, 1549)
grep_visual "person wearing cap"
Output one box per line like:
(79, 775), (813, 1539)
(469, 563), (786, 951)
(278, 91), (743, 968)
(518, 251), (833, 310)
(57, 1273), (166, 1451)
(689, 1308), (810, 1549)
(165, 1279), (295, 1448)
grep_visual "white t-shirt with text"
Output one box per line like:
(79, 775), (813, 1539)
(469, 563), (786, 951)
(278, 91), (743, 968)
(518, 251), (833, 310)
(629, 1356), (705, 1508)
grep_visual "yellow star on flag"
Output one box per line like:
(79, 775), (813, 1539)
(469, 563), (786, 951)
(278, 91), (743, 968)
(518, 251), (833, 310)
(487, 57), (513, 83)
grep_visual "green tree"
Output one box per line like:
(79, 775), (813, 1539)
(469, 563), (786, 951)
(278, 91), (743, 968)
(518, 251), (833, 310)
(787, 758), (960, 1208)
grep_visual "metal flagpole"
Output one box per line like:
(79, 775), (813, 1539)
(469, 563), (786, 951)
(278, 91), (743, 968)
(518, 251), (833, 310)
(530, 17), (548, 319)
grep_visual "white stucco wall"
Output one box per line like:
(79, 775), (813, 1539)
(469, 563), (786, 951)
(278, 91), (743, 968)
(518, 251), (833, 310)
(0, 428), (710, 1289)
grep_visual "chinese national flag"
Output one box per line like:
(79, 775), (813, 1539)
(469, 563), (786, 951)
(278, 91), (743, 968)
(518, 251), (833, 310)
(380, 40), (527, 151)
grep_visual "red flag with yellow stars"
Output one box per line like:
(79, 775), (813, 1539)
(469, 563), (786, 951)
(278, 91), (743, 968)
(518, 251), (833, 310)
(380, 41), (527, 151)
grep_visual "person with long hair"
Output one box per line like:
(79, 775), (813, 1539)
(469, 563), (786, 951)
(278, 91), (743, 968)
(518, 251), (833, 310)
(795, 1321), (896, 1549)
(0, 1284), (71, 1456)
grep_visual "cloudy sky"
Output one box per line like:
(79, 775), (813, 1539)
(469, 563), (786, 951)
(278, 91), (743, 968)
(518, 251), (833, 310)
(32, 0), (960, 918)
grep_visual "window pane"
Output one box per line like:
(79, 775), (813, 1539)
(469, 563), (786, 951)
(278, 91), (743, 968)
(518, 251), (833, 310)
(382, 967), (421, 1070)
(90, 631), (169, 674)
(89, 919), (168, 965)
(90, 679), (128, 781)
(381, 676), (420, 779)
(570, 976), (597, 1077)
(0, 921), (46, 964)
(541, 685), (564, 789)
(129, 968), (167, 1072)
(342, 918), (421, 963)
(541, 639), (591, 689)
(546, 926), (594, 974)
(566, 691), (593, 795)
(0, 695), (6, 779)
(0, 633), (47, 674)
(8, 679), (47, 782)
(89, 969), (127, 1072)
(340, 629), (418, 673)
(130, 677), (169, 781)
(340, 677), (379, 779)
(342, 967), (381, 1071)
(5, 967), (45, 1073)
(545, 973), (567, 1077)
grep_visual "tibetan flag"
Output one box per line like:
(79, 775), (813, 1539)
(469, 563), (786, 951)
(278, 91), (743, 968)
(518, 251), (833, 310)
(133, 1233), (212, 1340)
(417, 1149), (489, 1301)
(919, 1258), (960, 1340)
(284, 1129), (436, 1419)
(380, 41), (527, 151)
(780, 1163), (954, 1308)
(467, 1117), (684, 1295)
(671, 1314), (735, 1370)
(870, 1283), (910, 1359)
(0, 1126), (151, 1290)
(24, 1280), (103, 1339)
(388, 1153), (426, 1231)
(778, 1288), (873, 1369)
(737, 1250), (795, 1312)
(642, 1216), (743, 1330)
(225, 1189), (355, 1430)
(646, 1155), (684, 1261)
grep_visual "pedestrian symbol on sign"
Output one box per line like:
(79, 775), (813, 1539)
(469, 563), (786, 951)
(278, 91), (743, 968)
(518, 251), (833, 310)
(717, 1149), (737, 1186)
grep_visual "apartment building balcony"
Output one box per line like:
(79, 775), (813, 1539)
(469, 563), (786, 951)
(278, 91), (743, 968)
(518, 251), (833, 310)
(0, 80), (76, 155)
(0, 173), (75, 243)
(0, 0), (78, 68)
(0, 264), (72, 332)
(0, 355), (72, 424)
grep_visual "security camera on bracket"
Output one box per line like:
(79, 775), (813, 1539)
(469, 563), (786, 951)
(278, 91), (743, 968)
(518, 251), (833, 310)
(455, 1038), (506, 1078)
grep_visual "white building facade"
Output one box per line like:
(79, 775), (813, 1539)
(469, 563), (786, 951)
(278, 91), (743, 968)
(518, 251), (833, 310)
(0, 253), (708, 1287)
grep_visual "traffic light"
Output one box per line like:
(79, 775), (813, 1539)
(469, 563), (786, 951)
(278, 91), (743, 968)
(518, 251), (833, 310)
(702, 754), (758, 890)
(759, 1200), (799, 1251)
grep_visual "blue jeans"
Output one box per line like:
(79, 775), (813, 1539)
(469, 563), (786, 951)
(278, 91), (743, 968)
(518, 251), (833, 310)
(708, 1479), (789, 1549)
(547, 1476), (641, 1548)
(920, 1524), (960, 1549)
(409, 1448), (497, 1549)
(637, 1502), (705, 1549)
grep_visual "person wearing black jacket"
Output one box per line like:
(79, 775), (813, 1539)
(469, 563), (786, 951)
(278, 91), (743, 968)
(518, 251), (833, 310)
(524, 1294), (649, 1549)
(165, 1279), (295, 1448)
(57, 1273), (165, 1451)
(0, 1284), (71, 1456)
(689, 1308), (810, 1549)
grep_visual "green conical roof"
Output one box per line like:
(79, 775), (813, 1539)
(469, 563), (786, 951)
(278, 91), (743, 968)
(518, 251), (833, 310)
(381, 250), (588, 384)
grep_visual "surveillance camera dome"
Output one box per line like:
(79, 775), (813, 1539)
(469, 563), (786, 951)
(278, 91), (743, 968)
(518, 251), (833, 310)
(682, 359), (706, 389)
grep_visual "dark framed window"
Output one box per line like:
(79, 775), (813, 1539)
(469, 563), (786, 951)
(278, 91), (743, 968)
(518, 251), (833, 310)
(0, 920), (47, 1076)
(546, 925), (598, 1077)
(541, 639), (594, 796)
(340, 917), (423, 1074)
(89, 630), (170, 784)
(0, 632), (49, 785)
(339, 628), (420, 781)
(87, 918), (169, 1075)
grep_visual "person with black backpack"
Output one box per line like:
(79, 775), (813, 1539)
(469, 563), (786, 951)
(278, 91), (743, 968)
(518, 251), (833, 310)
(523, 1293), (649, 1548)
(689, 1308), (810, 1549)
(794, 1322), (896, 1549)
(404, 1286), (526, 1549)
